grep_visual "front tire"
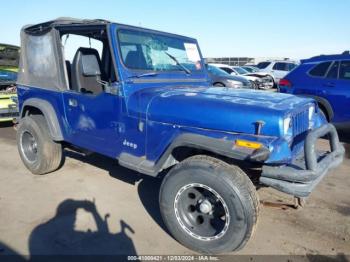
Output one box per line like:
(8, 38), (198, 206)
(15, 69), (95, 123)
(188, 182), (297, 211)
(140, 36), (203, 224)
(264, 75), (275, 89)
(159, 155), (259, 254)
(17, 115), (63, 175)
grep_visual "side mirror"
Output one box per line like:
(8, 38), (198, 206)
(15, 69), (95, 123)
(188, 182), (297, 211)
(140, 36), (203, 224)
(105, 85), (119, 95)
(98, 80), (119, 95)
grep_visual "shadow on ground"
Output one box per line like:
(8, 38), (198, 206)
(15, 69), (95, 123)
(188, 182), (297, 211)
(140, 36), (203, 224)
(338, 129), (350, 159)
(338, 128), (350, 143)
(0, 199), (136, 261)
(28, 199), (136, 255)
(307, 253), (349, 262)
(0, 122), (13, 128)
(65, 150), (169, 234)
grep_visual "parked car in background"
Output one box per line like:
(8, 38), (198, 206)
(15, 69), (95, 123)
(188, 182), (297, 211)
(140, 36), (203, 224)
(279, 52), (350, 129)
(231, 65), (275, 89)
(253, 60), (299, 86)
(209, 63), (272, 89)
(206, 64), (253, 88)
(241, 65), (260, 73)
(0, 44), (19, 122)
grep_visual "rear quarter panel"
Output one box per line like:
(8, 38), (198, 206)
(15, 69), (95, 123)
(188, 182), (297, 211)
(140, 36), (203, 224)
(17, 85), (67, 138)
(280, 64), (317, 95)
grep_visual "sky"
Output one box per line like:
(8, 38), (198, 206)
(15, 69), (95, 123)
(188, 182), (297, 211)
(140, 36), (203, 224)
(1, 0), (349, 60)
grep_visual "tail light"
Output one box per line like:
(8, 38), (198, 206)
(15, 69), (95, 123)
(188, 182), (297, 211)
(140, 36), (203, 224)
(279, 79), (292, 87)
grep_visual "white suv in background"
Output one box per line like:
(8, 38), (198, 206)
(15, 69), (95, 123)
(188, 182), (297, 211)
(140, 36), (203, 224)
(254, 60), (299, 86)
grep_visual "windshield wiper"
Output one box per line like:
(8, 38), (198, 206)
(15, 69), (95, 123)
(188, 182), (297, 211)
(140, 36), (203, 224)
(129, 72), (158, 78)
(164, 52), (191, 75)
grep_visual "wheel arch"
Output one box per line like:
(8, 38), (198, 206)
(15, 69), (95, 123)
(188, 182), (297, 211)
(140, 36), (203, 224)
(300, 95), (334, 121)
(213, 82), (225, 87)
(118, 133), (269, 177)
(20, 98), (64, 141)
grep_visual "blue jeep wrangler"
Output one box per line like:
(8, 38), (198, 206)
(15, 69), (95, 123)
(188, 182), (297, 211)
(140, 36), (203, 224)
(16, 18), (344, 254)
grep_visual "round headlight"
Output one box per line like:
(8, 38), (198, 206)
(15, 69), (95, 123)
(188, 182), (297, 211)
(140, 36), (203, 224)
(308, 105), (315, 120)
(283, 116), (292, 135)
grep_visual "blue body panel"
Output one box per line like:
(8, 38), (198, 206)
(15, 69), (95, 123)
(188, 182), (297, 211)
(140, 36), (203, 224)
(17, 23), (326, 170)
(280, 54), (350, 126)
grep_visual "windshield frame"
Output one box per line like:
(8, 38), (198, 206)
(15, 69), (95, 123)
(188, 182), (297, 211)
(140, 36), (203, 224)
(115, 27), (205, 75)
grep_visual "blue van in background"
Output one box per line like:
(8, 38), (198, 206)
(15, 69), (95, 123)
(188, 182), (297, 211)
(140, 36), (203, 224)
(279, 51), (350, 129)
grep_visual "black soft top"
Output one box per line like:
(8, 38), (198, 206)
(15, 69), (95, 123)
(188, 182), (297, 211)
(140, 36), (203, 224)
(23, 17), (110, 35)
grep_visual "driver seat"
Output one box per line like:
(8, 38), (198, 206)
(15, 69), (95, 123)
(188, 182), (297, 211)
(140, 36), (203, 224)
(71, 47), (103, 95)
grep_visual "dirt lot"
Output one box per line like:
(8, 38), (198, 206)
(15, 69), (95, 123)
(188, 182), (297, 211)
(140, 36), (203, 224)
(0, 122), (349, 259)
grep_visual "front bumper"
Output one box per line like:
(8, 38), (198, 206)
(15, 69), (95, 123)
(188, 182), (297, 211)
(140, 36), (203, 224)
(260, 124), (345, 197)
(0, 105), (19, 121)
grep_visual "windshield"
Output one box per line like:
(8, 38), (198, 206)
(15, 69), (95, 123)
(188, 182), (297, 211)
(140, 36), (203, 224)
(233, 67), (249, 75)
(0, 45), (19, 70)
(242, 66), (253, 72)
(207, 65), (230, 76)
(118, 29), (203, 72)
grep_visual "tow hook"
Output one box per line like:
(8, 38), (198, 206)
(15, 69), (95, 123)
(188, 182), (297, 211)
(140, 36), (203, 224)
(13, 118), (18, 131)
(294, 197), (306, 209)
(260, 197), (306, 210)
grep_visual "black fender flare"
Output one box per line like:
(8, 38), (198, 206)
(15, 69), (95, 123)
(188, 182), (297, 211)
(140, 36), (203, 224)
(118, 133), (270, 177)
(20, 98), (64, 141)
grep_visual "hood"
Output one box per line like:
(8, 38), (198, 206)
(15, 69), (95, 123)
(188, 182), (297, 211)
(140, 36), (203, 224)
(208, 72), (250, 85)
(245, 72), (269, 78)
(242, 75), (261, 82)
(127, 86), (313, 136)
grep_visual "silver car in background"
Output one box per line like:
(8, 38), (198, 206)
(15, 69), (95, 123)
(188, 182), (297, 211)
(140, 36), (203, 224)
(206, 64), (253, 88)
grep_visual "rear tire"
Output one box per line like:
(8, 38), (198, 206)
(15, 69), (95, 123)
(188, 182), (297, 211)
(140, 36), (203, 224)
(265, 75), (275, 89)
(17, 115), (63, 175)
(159, 155), (259, 254)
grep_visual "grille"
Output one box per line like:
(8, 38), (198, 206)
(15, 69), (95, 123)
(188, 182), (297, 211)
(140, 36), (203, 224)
(292, 110), (309, 136)
(0, 112), (18, 118)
